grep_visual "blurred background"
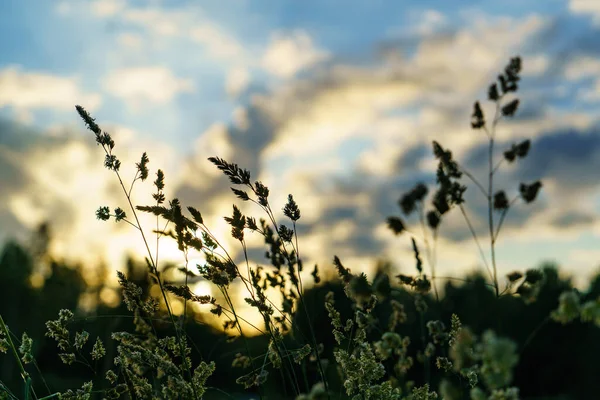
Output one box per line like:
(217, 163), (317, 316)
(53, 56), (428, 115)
(1, 0), (600, 398)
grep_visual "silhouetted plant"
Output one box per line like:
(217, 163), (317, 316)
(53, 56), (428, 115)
(387, 56), (543, 300)
(1, 55), (599, 400)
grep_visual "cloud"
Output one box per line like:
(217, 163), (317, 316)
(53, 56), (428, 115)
(569, 0), (600, 25)
(121, 7), (184, 37)
(190, 24), (245, 61)
(0, 66), (101, 112)
(91, 0), (126, 17)
(232, 107), (249, 130)
(103, 66), (194, 105)
(117, 32), (144, 50)
(262, 30), (329, 78)
(0, 116), (183, 273)
(564, 55), (600, 80)
(550, 210), (596, 229)
(562, 55), (600, 101)
(523, 54), (550, 76)
(410, 9), (448, 36)
(5, 2), (600, 294)
(86, 2), (248, 67)
(169, 13), (569, 286)
(399, 142), (434, 170)
(443, 121), (600, 247)
(225, 67), (250, 97)
(408, 14), (546, 91)
(513, 126), (600, 193)
(261, 69), (423, 163)
(175, 99), (278, 214)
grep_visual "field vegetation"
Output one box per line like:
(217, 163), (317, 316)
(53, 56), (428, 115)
(1, 56), (599, 400)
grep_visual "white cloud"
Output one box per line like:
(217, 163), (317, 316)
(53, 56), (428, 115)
(254, 14), (552, 211)
(193, 123), (233, 164)
(3, 123), (180, 273)
(262, 30), (328, 78)
(84, 2), (247, 65)
(190, 24), (244, 60)
(414, 9), (447, 35)
(261, 72), (422, 164)
(104, 66), (194, 104)
(117, 32), (143, 49)
(412, 14), (546, 91)
(5, 3), (597, 303)
(179, 123), (235, 188)
(121, 7), (186, 37)
(564, 56), (600, 80)
(523, 54), (549, 76)
(569, 0), (600, 25)
(225, 66), (250, 97)
(232, 106), (249, 130)
(221, 12), (597, 288)
(91, 0), (126, 17)
(0, 66), (102, 111)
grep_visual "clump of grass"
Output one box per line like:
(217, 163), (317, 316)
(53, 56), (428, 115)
(387, 56), (543, 301)
(1, 55), (599, 400)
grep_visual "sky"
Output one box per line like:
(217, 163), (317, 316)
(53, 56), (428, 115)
(2, 0), (600, 315)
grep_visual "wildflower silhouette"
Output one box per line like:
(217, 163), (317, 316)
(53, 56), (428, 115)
(0, 55), (599, 400)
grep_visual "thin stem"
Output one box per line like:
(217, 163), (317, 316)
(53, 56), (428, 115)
(492, 158), (504, 175)
(486, 98), (504, 297)
(219, 306), (266, 336)
(3, 329), (55, 397)
(493, 195), (520, 242)
(338, 312), (357, 400)
(432, 228), (439, 278)
(0, 315), (33, 399)
(97, 143), (197, 398)
(242, 189), (328, 396)
(417, 203), (438, 302)
(233, 233), (306, 395)
(199, 227), (307, 342)
(241, 240), (255, 299)
(458, 204), (495, 284)
(0, 382), (18, 400)
(118, 218), (140, 230)
(206, 387), (237, 399)
(521, 315), (551, 355)
(488, 132), (499, 297)
(457, 163), (488, 198)
(127, 170), (139, 198)
(292, 221), (304, 299)
(183, 248), (189, 331)
(220, 288), (265, 400)
(28, 357), (53, 397)
(202, 229), (292, 334)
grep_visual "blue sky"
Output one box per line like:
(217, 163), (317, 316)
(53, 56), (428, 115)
(2, 0), (600, 309)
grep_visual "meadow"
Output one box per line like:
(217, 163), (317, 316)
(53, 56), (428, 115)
(0, 56), (599, 400)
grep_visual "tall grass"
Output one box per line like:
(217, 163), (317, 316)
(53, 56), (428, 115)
(0, 56), (599, 400)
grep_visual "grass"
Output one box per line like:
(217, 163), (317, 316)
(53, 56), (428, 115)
(1, 56), (599, 400)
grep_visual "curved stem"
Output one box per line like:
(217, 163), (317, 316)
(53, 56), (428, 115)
(494, 195), (520, 242)
(0, 315), (32, 398)
(458, 204), (494, 284)
(96, 140), (197, 397)
(521, 315), (551, 355)
(417, 203), (438, 301)
(457, 164), (488, 198)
